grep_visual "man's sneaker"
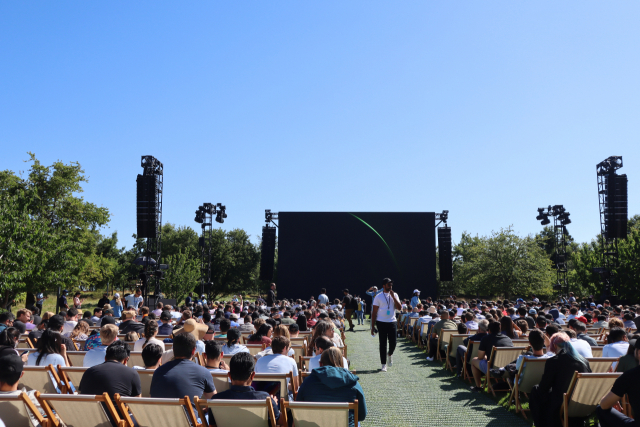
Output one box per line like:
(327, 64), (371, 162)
(470, 386), (483, 393)
(388, 354), (393, 366)
(426, 356), (434, 362)
(381, 364), (387, 372)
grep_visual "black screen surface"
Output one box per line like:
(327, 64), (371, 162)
(277, 212), (436, 302)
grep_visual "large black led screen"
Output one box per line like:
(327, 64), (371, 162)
(277, 212), (436, 301)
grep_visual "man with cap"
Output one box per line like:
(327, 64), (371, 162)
(371, 278), (401, 372)
(58, 289), (69, 311)
(0, 353), (48, 423)
(119, 310), (145, 335)
(158, 311), (174, 335)
(97, 293), (110, 308)
(597, 338), (640, 426)
(410, 290), (421, 309)
(342, 289), (356, 332)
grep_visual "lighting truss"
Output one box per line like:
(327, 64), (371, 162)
(536, 205), (571, 294)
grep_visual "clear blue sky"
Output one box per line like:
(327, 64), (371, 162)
(1, 2), (638, 250)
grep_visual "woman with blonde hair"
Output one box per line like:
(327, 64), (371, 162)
(66, 321), (90, 341)
(110, 293), (124, 318)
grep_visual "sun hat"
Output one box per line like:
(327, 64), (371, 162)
(428, 306), (437, 314)
(173, 318), (208, 341)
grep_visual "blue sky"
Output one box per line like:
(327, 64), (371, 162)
(1, 2), (638, 249)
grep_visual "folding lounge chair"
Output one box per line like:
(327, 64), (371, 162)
(0, 391), (49, 427)
(66, 351), (87, 367)
(485, 347), (527, 396)
(246, 344), (266, 356)
(210, 372), (231, 393)
(463, 341), (481, 383)
(58, 366), (88, 394)
(19, 366), (62, 395)
(510, 357), (548, 419)
(115, 395), (198, 427)
(585, 357), (618, 373)
(445, 334), (469, 372)
(591, 347), (604, 357)
(560, 372), (621, 427)
(195, 397), (277, 427)
(136, 369), (155, 397)
(283, 400), (358, 427)
(127, 352), (144, 368)
(253, 372), (297, 400)
(436, 329), (457, 362)
(37, 391), (125, 427)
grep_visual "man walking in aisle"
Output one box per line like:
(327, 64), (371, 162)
(371, 278), (401, 372)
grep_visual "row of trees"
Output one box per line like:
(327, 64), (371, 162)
(443, 217), (640, 301)
(0, 154), (270, 308)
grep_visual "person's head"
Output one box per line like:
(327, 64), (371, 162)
(16, 309), (31, 323)
(160, 311), (171, 324)
(549, 332), (570, 354)
(545, 323), (560, 337)
(608, 327), (628, 343)
(517, 307), (527, 317)
(204, 340), (223, 365)
(124, 331), (139, 342)
(273, 325), (290, 339)
(35, 329), (63, 365)
(173, 332), (197, 359)
(528, 329), (545, 352)
(66, 308), (78, 320)
(219, 318), (231, 333)
(0, 328), (20, 348)
(135, 288), (142, 297)
(314, 336), (334, 354)
(229, 352), (255, 384)
(141, 343), (163, 369)
(477, 319), (489, 333)
(271, 336), (290, 355)
(457, 323), (468, 334)
(609, 318), (624, 329)
(0, 354), (23, 391)
(252, 323), (272, 340)
(226, 329), (241, 346)
(321, 288), (326, 294)
(515, 319), (528, 335)
(70, 321), (90, 339)
(464, 312), (474, 322)
(500, 316), (515, 338)
(488, 321), (501, 335)
(289, 323), (300, 336)
(270, 283), (276, 290)
(381, 278), (393, 293)
(574, 321), (587, 334)
(535, 316), (548, 329)
(319, 347), (343, 368)
(100, 324), (119, 346)
(440, 310), (449, 320)
(93, 308), (103, 318)
(105, 341), (130, 364)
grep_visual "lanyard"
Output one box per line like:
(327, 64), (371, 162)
(385, 292), (392, 310)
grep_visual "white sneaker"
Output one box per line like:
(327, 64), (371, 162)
(388, 354), (393, 366)
(426, 356), (434, 362)
(381, 364), (387, 372)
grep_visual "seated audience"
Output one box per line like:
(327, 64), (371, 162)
(297, 347), (367, 427)
(603, 327), (630, 361)
(454, 319), (489, 377)
(470, 320), (513, 391)
(0, 354), (47, 422)
(83, 324), (119, 367)
(27, 329), (68, 367)
(80, 341), (141, 397)
(221, 329), (249, 356)
(255, 336), (299, 393)
(248, 324), (273, 346)
(426, 310), (457, 361)
(134, 320), (165, 352)
(203, 340), (230, 373)
(309, 336), (348, 371)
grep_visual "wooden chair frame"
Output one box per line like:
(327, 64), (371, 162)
(282, 399), (358, 427)
(445, 334), (470, 372)
(20, 365), (64, 394)
(115, 394), (199, 427)
(509, 357), (548, 419)
(253, 372), (297, 400)
(194, 397), (277, 427)
(560, 372), (621, 427)
(485, 346), (527, 396)
(435, 329), (457, 361)
(37, 391), (126, 427)
(0, 391), (49, 427)
(463, 340), (481, 383)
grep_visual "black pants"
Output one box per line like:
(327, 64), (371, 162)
(597, 406), (639, 427)
(376, 321), (397, 364)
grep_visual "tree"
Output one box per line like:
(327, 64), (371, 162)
(162, 250), (200, 302)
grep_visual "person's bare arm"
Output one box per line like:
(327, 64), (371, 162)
(202, 391), (215, 399)
(600, 391), (621, 410)
(392, 293), (402, 310)
(476, 350), (486, 361)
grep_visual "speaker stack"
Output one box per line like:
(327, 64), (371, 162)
(136, 174), (158, 239)
(438, 227), (453, 282)
(260, 226), (277, 280)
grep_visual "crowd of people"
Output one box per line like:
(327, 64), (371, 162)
(0, 282), (367, 427)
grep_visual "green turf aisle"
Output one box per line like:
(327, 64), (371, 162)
(345, 323), (529, 427)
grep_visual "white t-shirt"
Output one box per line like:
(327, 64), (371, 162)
(373, 292), (399, 322)
(569, 339), (593, 358)
(27, 352), (66, 367)
(308, 354), (349, 372)
(62, 321), (77, 334)
(134, 337), (166, 352)
(254, 353), (299, 382)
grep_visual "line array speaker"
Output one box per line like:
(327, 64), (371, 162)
(137, 174), (158, 239)
(438, 227), (453, 282)
(605, 173), (628, 240)
(259, 226), (277, 281)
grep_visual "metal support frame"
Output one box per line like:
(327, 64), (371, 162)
(265, 209), (279, 227)
(194, 203), (227, 297)
(536, 205), (571, 295)
(140, 156), (163, 301)
(435, 210), (448, 228)
(596, 156), (623, 297)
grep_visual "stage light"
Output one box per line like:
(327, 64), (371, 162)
(541, 217), (550, 225)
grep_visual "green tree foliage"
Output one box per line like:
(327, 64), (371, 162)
(450, 227), (554, 298)
(162, 249), (200, 302)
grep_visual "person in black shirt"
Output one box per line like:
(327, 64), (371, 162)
(210, 352), (280, 425)
(597, 339), (640, 427)
(266, 283), (276, 308)
(58, 290), (69, 311)
(79, 341), (141, 398)
(455, 319), (489, 377)
(46, 315), (75, 352)
(119, 311), (145, 335)
(470, 321), (513, 392)
(97, 293), (111, 309)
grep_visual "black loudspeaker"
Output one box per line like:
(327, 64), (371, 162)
(260, 226), (277, 281)
(136, 174), (157, 239)
(605, 174), (628, 240)
(438, 227), (453, 282)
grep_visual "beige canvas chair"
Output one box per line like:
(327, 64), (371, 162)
(300, 371), (311, 383)
(17, 338), (32, 349)
(290, 337), (307, 346)
(485, 347), (527, 396)
(37, 391), (125, 427)
(73, 340), (86, 351)
(283, 400), (358, 427)
(445, 334), (469, 372)
(127, 352), (144, 368)
(195, 397), (277, 427)
(0, 391), (49, 427)
(246, 344), (265, 356)
(591, 347), (604, 357)
(436, 329), (457, 361)
(291, 344), (306, 368)
(405, 318), (418, 339)
(136, 370), (155, 398)
(299, 356), (313, 372)
(586, 357), (618, 373)
(560, 372), (621, 427)
(18, 366), (61, 394)
(66, 351), (87, 367)
(253, 372), (297, 400)
(463, 340), (482, 383)
(58, 366), (88, 394)
(115, 395), (198, 427)
(210, 372), (231, 393)
(509, 357), (548, 419)
(418, 322), (429, 347)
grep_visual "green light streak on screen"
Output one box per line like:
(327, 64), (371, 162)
(349, 213), (400, 272)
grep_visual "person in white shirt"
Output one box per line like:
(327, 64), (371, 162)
(152, 302), (164, 317)
(203, 340), (230, 374)
(317, 288), (329, 306)
(603, 327), (630, 369)
(254, 336), (299, 393)
(134, 320), (165, 352)
(62, 308), (79, 335)
(464, 312), (479, 330)
(221, 329), (250, 356)
(83, 324), (118, 367)
(370, 278), (401, 372)
(566, 330), (593, 358)
(125, 289), (144, 312)
(308, 336), (348, 372)
(27, 329), (68, 367)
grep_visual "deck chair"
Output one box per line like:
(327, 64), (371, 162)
(283, 400), (358, 427)
(58, 366), (88, 394)
(291, 344), (306, 368)
(0, 391), (49, 427)
(300, 371), (311, 383)
(66, 351), (87, 367)
(290, 337), (307, 346)
(591, 347), (604, 357)
(418, 322), (430, 347)
(445, 334), (469, 372)
(210, 372), (231, 393)
(73, 340), (87, 351)
(127, 352), (144, 368)
(17, 339), (32, 349)
(586, 357), (618, 373)
(299, 356), (312, 372)
(510, 357), (548, 419)
(19, 366), (62, 394)
(37, 391), (125, 427)
(485, 347), (527, 396)
(560, 372), (621, 427)
(463, 341), (482, 383)
(405, 318), (418, 339)
(115, 395), (198, 427)
(195, 397), (277, 427)
(136, 370), (155, 397)
(436, 329), (457, 361)
(253, 372), (297, 400)
(222, 355), (233, 365)
(246, 344), (265, 356)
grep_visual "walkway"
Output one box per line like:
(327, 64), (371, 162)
(345, 323), (529, 427)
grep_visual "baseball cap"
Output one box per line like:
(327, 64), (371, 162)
(382, 278), (393, 285)
(100, 316), (116, 326)
(114, 293), (120, 298)
(529, 309), (537, 315)
(590, 302), (596, 307)
(413, 289), (420, 294)
(47, 315), (64, 331)
(160, 311), (171, 321)
(0, 354), (23, 383)
(342, 289), (349, 293)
